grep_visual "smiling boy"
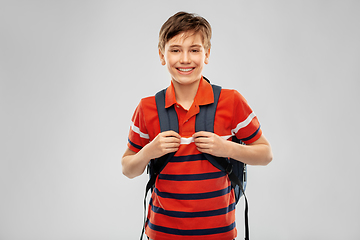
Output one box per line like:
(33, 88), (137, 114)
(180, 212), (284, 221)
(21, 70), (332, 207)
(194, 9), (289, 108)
(122, 12), (273, 240)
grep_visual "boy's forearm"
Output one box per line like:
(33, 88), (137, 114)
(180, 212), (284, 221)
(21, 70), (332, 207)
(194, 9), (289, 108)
(122, 131), (181, 179)
(227, 135), (273, 166)
(121, 148), (150, 179)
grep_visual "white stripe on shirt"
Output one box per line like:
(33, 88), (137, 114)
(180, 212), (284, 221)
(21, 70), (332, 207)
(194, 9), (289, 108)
(180, 137), (194, 145)
(180, 135), (232, 145)
(131, 117), (253, 143)
(131, 121), (150, 139)
(231, 112), (256, 135)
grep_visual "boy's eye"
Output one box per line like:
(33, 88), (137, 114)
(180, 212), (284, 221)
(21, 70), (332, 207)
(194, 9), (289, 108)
(190, 49), (200, 52)
(170, 49), (180, 52)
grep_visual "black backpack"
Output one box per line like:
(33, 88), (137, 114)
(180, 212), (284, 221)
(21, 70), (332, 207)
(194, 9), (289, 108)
(141, 77), (249, 240)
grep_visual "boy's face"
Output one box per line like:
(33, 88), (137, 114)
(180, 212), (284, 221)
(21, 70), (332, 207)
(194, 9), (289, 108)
(159, 31), (210, 87)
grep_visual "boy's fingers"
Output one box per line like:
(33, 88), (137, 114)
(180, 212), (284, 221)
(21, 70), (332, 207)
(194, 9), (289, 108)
(167, 142), (180, 148)
(165, 138), (181, 145)
(162, 130), (181, 139)
(158, 133), (181, 144)
(194, 133), (212, 143)
(193, 131), (211, 138)
(192, 131), (203, 138)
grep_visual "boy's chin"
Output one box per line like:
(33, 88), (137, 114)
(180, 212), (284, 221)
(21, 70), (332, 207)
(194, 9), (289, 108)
(171, 76), (202, 86)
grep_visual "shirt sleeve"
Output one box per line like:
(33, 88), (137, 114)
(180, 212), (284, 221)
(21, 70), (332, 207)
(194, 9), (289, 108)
(127, 99), (150, 153)
(231, 90), (262, 144)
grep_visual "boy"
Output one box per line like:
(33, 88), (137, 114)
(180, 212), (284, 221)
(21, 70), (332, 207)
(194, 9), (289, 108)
(122, 11), (272, 240)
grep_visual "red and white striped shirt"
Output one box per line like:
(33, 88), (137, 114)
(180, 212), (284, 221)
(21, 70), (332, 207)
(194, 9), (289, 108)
(128, 78), (262, 240)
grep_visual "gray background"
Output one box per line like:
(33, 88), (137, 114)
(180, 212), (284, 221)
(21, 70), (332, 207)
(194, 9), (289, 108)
(1, 1), (359, 239)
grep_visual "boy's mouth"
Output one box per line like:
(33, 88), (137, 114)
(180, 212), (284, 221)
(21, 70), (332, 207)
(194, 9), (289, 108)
(177, 67), (195, 73)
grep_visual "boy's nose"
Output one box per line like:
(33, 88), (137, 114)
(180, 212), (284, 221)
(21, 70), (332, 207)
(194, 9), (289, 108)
(179, 52), (191, 64)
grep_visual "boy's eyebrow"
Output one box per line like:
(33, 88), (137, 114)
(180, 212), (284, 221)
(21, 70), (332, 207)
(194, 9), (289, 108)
(169, 44), (203, 48)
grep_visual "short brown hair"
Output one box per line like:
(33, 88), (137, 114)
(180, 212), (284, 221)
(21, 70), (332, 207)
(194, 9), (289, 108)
(158, 11), (212, 52)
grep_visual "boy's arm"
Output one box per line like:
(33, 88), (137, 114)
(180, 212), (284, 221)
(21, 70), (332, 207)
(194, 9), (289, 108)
(193, 132), (272, 166)
(122, 131), (181, 179)
(121, 148), (148, 179)
(229, 134), (273, 165)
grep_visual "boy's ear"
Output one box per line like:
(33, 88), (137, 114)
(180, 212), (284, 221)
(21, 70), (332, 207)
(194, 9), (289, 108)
(159, 49), (166, 65)
(204, 48), (210, 64)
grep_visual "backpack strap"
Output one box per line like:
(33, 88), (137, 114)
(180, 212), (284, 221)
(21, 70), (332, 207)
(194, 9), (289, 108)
(155, 89), (179, 133)
(147, 89), (178, 186)
(196, 84), (250, 240)
(140, 88), (178, 240)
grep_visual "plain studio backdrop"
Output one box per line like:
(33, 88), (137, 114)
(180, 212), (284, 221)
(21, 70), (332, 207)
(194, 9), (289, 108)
(1, 1), (359, 239)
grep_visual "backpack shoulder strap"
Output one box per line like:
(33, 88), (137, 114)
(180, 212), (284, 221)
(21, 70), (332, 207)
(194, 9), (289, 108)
(141, 88), (178, 240)
(152, 88), (178, 174)
(155, 88), (178, 133)
(195, 84), (227, 172)
(196, 83), (249, 240)
(195, 84), (221, 132)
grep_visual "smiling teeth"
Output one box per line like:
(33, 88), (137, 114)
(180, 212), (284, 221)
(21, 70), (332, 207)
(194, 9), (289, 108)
(178, 68), (193, 72)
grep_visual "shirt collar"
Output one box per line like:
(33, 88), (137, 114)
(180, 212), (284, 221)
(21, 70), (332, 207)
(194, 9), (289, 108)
(165, 76), (214, 108)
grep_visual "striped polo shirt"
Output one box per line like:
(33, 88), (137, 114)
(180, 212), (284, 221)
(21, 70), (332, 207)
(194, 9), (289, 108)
(127, 77), (262, 240)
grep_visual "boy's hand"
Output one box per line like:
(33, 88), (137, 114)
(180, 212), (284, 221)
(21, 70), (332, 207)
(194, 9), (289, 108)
(144, 131), (181, 159)
(193, 131), (230, 158)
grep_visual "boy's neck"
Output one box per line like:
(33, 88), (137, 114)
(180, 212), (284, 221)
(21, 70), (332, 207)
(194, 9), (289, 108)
(172, 78), (201, 110)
